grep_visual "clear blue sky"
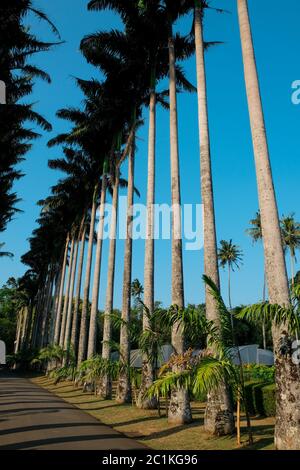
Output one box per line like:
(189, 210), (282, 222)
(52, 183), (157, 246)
(1, 0), (300, 309)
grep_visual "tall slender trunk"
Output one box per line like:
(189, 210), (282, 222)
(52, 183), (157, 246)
(24, 301), (34, 348)
(64, 239), (79, 350)
(290, 250), (295, 288)
(138, 89), (157, 409)
(168, 25), (192, 425)
(87, 174), (107, 358)
(237, 0), (300, 450)
(78, 186), (98, 364)
(42, 270), (55, 347)
(31, 287), (44, 349)
(54, 235), (69, 344)
(59, 238), (75, 347)
(194, 3), (235, 435)
(20, 307), (29, 351)
(71, 224), (86, 353)
(100, 169), (119, 399)
(262, 269), (267, 349)
(14, 309), (23, 354)
(116, 146), (134, 404)
(228, 265), (232, 310)
(40, 268), (54, 348)
(49, 268), (62, 345)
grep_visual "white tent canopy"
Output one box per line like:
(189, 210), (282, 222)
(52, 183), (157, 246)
(114, 343), (274, 368)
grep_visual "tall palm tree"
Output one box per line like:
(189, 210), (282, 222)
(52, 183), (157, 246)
(87, 171), (107, 358)
(64, 236), (79, 349)
(71, 222), (87, 351)
(162, 0), (193, 425)
(218, 239), (243, 311)
(78, 185), (98, 363)
(116, 142), (135, 404)
(100, 166), (120, 398)
(237, 0), (300, 449)
(59, 237), (75, 347)
(53, 234), (70, 344)
(280, 214), (300, 288)
(191, 0), (235, 435)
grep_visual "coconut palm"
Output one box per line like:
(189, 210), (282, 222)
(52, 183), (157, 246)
(218, 240), (243, 311)
(237, 0), (300, 449)
(280, 214), (300, 288)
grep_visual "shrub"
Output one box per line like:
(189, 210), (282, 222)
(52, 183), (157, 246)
(240, 380), (276, 417)
(243, 364), (275, 383)
(242, 381), (262, 415)
(262, 383), (276, 417)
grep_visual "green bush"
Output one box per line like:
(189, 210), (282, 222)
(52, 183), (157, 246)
(243, 364), (275, 383)
(241, 380), (275, 417)
(242, 381), (262, 415)
(261, 383), (276, 417)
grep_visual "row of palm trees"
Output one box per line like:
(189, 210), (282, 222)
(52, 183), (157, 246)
(5, 0), (300, 450)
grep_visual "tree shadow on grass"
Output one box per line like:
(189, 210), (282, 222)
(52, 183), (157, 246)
(236, 424), (274, 450)
(79, 403), (123, 411)
(140, 417), (205, 442)
(112, 415), (163, 428)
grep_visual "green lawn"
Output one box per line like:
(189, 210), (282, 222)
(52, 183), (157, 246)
(32, 376), (275, 450)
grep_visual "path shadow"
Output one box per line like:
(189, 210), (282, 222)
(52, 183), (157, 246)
(0, 422), (106, 436)
(0, 400), (65, 406)
(0, 432), (128, 450)
(0, 407), (70, 416)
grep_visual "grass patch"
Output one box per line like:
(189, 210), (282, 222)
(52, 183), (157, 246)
(31, 376), (275, 450)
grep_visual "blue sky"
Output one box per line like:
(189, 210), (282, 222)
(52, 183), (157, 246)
(1, 0), (300, 309)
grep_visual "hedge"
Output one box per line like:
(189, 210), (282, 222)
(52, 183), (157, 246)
(261, 383), (276, 417)
(242, 381), (275, 417)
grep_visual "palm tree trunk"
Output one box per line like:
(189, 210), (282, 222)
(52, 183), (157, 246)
(20, 307), (29, 351)
(48, 269), (61, 344)
(31, 288), (44, 349)
(87, 174), (107, 358)
(138, 88), (158, 409)
(14, 309), (23, 354)
(237, 0), (300, 450)
(116, 146), (134, 404)
(290, 250), (295, 288)
(168, 25), (192, 425)
(71, 223), (86, 353)
(100, 169), (119, 399)
(194, 4), (235, 435)
(228, 265), (232, 310)
(24, 301), (34, 348)
(59, 238), (75, 347)
(54, 235), (69, 344)
(78, 186), (98, 364)
(64, 239), (79, 350)
(262, 269), (267, 349)
(41, 268), (54, 348)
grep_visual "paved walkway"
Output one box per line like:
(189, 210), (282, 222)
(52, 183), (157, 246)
(0, 372), (145, 450)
